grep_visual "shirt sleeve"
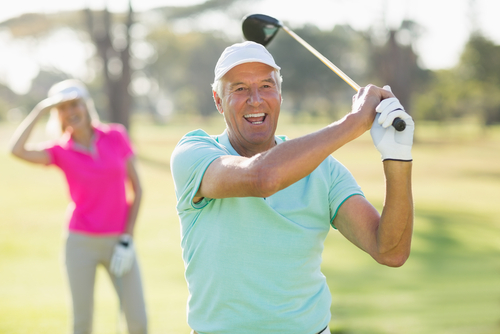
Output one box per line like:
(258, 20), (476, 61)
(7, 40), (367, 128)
(327, 156), (364, 228)
(170, 130), (228, 213)
(44, 143), (61, 167)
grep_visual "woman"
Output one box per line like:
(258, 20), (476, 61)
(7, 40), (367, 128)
(10, 79), (148, 334)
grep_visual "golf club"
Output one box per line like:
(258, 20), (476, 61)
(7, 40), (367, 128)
(242, 13), (406, 132)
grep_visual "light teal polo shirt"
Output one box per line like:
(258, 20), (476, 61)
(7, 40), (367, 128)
(171, 129), (363, 334)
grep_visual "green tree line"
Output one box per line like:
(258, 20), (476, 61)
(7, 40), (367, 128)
(0, 2), (499, 128)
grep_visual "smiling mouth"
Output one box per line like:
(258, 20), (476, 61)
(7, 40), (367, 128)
(244, 113), (266, 125)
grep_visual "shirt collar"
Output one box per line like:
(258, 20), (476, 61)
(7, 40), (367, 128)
(60, 126), (102, 153)
(218, 129), (285, 156)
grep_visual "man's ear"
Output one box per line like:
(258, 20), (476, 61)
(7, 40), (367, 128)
(213, 91), (223, 114)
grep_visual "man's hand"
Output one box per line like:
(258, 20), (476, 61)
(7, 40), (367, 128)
(351, 84), (395, 133)
(370, 86), (414, 161)
(110, 234), (135, 277)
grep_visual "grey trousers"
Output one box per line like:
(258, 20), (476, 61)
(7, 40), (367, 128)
(65, 233), (148, 334)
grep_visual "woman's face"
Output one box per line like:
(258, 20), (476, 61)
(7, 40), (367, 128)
(56, 99), (91, 133)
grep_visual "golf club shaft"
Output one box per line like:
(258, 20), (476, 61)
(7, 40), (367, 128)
(281, 25), (360, 91)
(282, 25), (406, 131)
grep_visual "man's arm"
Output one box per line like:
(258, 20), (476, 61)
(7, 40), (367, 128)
(195, 85), (390, 202)
(333, 161), (413, 267)
(332, 86), (414, 267)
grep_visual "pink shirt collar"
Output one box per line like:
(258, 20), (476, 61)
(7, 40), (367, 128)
(59, 126), (103, 156)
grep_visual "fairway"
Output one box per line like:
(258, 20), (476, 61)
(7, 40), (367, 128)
(1, 115), (499, 334)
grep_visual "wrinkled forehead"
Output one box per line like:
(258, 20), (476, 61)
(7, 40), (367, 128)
(223, 62), (278, 82)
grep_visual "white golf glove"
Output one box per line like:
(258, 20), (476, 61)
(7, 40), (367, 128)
(110, 234), (135, 277)
(370, 85), (414, 161)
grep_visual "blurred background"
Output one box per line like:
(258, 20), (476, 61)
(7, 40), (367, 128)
(0, 0), (499, 333)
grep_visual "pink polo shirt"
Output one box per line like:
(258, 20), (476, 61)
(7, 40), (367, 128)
(45, 123), (133, 235)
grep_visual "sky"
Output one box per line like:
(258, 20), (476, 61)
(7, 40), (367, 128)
(1, 0), (499, 94)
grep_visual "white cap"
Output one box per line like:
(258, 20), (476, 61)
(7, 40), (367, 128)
(214, 41), (280, 81)
(47, 79), (90, 102)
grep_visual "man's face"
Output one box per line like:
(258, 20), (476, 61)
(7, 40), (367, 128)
(215, 62), (281, 156)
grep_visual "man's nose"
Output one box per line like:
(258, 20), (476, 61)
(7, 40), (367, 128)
(247, 88), (263, 106)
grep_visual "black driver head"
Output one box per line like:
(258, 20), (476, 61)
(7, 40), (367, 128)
(242, 14), (282, 47)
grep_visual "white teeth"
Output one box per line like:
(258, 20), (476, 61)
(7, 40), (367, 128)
(244, 113), (265, 118)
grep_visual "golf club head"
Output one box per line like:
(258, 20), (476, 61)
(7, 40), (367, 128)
(242, 14), (282, 47)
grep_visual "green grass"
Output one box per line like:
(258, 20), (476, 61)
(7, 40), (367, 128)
(0, 115), (499, 334)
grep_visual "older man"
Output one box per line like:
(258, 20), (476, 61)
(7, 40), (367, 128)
(171, 41), (414, 334)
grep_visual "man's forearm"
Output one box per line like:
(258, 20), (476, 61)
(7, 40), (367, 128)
(376, 161), (413, 260)
(255, 112), (368, 195)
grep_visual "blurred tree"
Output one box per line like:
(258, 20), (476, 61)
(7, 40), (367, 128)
(0, 11), (86, 121)
(457, 34), (500, 125)
(145, 27), (230, 117)
(25, 70), (71, 109)
(267, 24), (367, 120)
(366, 20), (429, 115)
(4, 1), (458, 124)
(413, 69), (468, 122)
(85, 1), (134, 129)
(0, 12), (83, 38)
(413, 34), (500, 126)
(0, 83), (20, 121)
(0, 10), (124, 124)
(459, 35), (500, 85)
(0, 0), (253, 125)
(142, 0), (255, 118)
(143, 21), (366, 120)
(156, 0), (247, 19)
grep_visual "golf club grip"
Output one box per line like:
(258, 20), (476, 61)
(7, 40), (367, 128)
(392, 117), (406, 131)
